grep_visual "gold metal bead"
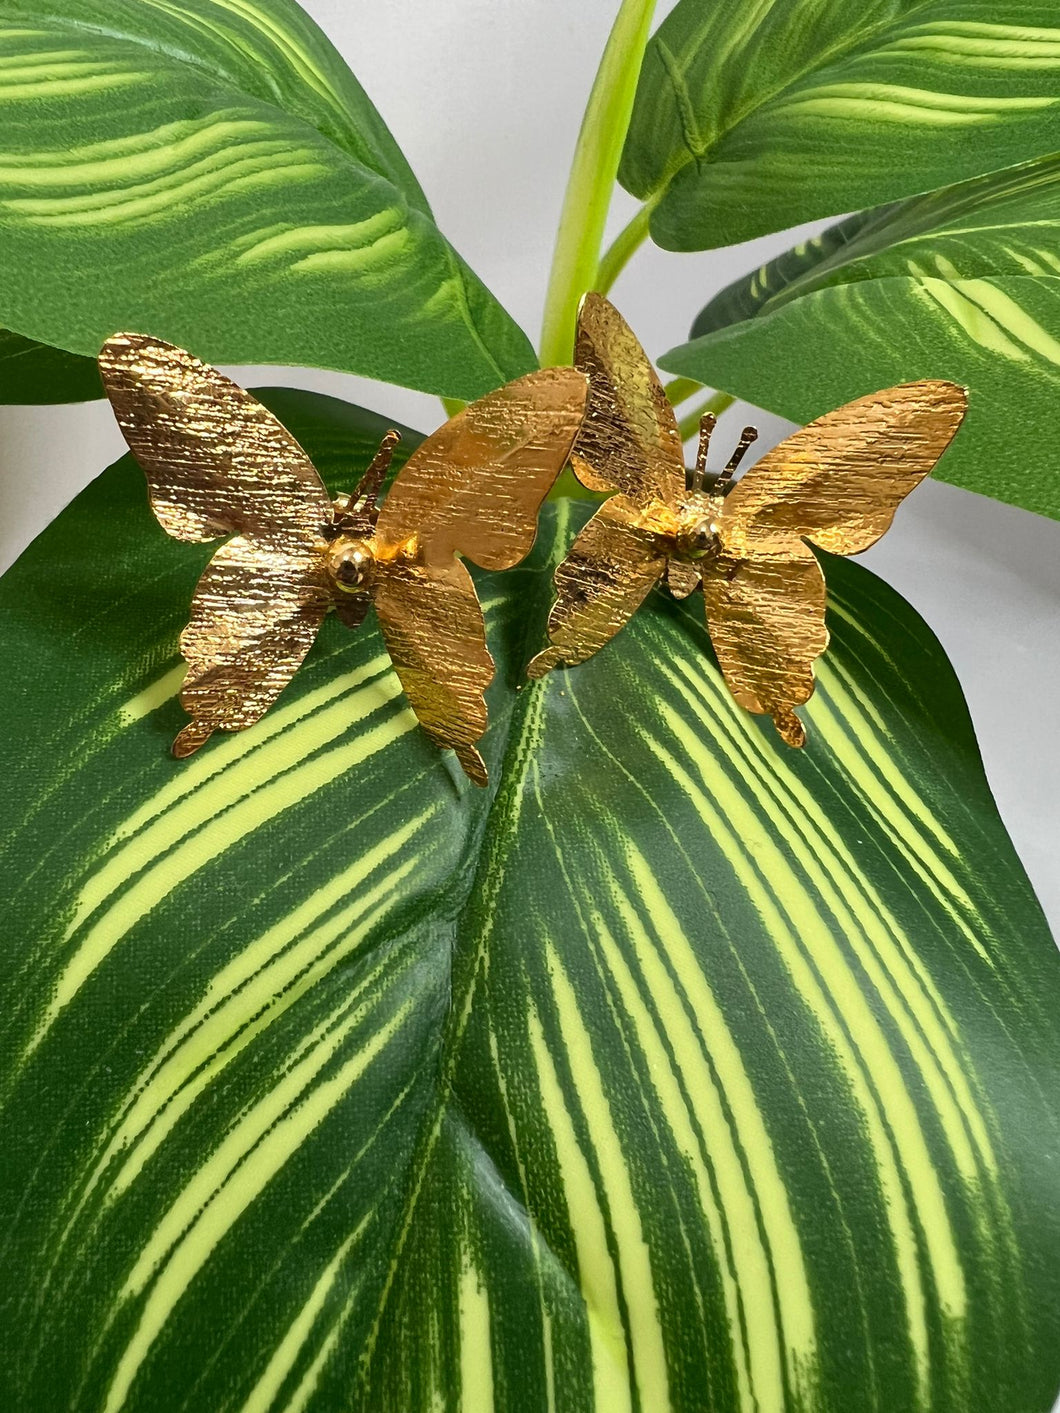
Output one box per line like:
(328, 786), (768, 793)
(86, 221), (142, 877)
(326, 536), (376, 592)
(673, 516), (719, 562)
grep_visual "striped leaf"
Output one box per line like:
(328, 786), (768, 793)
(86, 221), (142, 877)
(0, 328), (101, 402)
(2, 389), (1060, 1412)
(620, 0), (1060, 251)
(0, 0), (534, 400)
(659, 155), (1060, 520)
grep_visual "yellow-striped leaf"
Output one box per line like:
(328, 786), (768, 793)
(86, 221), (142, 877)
(0, 0), (534, 400)
(621, 0), (1060, 250)
(2, 390), (1059, 1411)
(660, 155), (1060, 520)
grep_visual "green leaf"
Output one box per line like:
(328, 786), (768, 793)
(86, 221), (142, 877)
(0, 0), (535, 400)
(2, 389), (1059, 1412)
(0, 328), (102, 402)
(659, 154), (1060, 520)
(620, 0), (1060, 251)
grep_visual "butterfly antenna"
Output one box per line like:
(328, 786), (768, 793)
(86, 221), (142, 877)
(352, 429), (401, 517)
(688, 412), (717, 493)
(719, 425), (758, 488)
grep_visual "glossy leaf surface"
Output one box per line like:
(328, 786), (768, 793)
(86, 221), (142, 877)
(0, 0), (534, 399)
(1, 389), (1059, 1412)
(621, 0), (1060, 250)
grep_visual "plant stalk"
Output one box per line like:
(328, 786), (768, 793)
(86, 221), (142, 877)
(664, 375), (703, 408)
(538, 0), (657, 370)
(595, 201), (653, 295)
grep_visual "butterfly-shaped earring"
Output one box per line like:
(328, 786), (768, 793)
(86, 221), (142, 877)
(528, 294), (967, 746)
(99, 334), (587, 784)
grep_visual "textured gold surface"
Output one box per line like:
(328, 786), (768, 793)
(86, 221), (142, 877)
(527, 495), (669, 677)
(529, 297), (967, 747)
(98, 334), (333, 544)
(376, 372), (589, 569)
(99, 334), (586, 783)
(173, 535), (333, 759)
(373, 556), (493, 787)
(568, 292), (686, 503)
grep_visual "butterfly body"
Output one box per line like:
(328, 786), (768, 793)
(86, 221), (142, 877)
(99, 334), (587, 784)
(672, 486), (726, 561)
(325, 533), (376, 594)
(528, 294), (967, 748)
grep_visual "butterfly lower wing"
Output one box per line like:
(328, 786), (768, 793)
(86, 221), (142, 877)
(571, 293), (686, 506)
(702, 550), (828, 748)
(374, 368), (587, 571)
(99, 333), (331, 544)
(175, 536), (331, 755)
(721, 381), (967, 558)
(372, 557), (494, 786)
(527, 495), (668, 677)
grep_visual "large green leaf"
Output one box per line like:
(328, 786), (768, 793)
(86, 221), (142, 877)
(620, 0), (1060, 251)
(0, 328), (102, 402)
(659, 155), (1060, 520)
(2, 389), (1059, 1412)
(0, 0), (534, 400)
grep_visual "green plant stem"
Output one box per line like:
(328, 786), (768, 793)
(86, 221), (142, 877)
(539, 0), (657, 370)
(595, 201), (653, 294)
(678, 391), (735, 442)
(663, 375), (703, 408)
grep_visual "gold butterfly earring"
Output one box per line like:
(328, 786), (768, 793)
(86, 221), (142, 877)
(528, 294), (967, 747)
(99, 334), (587, 784)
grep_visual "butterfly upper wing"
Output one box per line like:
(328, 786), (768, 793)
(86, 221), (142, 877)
(372, 555), (492, 785)
(702, 550), (827, 749)
(719, 381), (967, 558)
(705, 380), (966, 746)
(174, 536), (332, 756)
(527, 294), (689, 677)
(374, 368), (587, 570)
(98, 332), (331, 543)
(571, 292), (686, 506)
(527, 496), (669, 677)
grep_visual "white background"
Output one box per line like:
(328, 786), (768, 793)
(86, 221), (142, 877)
(1, 0), (1058, 935)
